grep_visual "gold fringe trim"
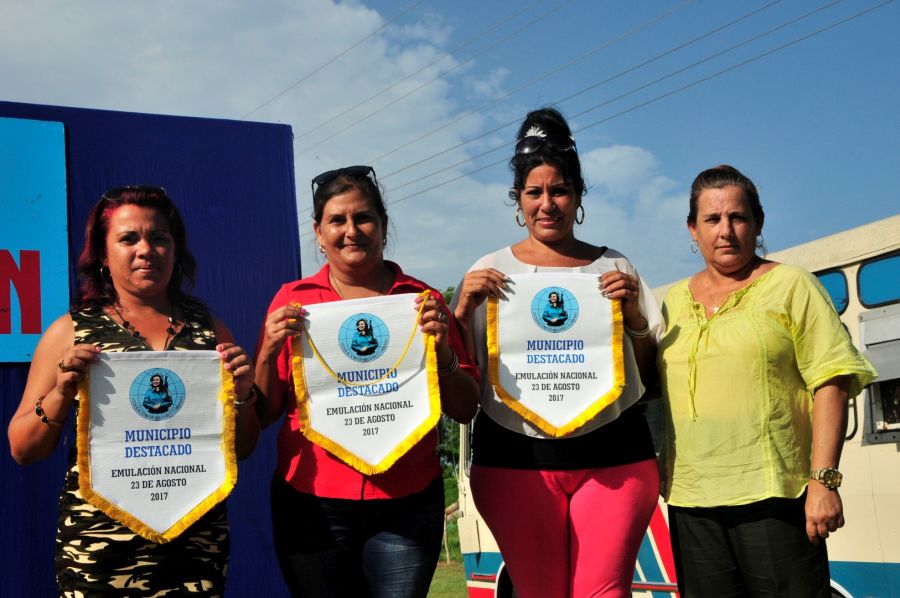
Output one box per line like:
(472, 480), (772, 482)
(77, 360), (237, 544)
(304, 292), (429, 387)
(291, 291), (441, 474)
(487, 296), (626, 437)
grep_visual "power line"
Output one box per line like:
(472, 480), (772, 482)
(295, 0), (546, 140)
(372, 0), (783, 181)
(573, 1), (893, 136)
(384, 0), (841, 190)
(367, 0), (698, 177)
(239, 0), (425, 120)
(299, 0), (894, 238)
(301, 0), (790, 228)
(566, 0), (846, 121)
(295, 0), (577, 158)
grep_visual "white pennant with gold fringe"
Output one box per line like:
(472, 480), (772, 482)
(487, 273), (625, 437)
(76, 351), (237, 543)
(291, 291), (440, 474)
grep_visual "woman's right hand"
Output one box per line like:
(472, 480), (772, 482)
(453, 268), (509, 323)
(260, 304), (306, 357)
(9, 313), (101, 464)
(55, 344), (101, 400)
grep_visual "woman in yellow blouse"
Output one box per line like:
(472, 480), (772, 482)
(657, 165), (877, 597)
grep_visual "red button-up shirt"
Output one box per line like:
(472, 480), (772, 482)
(265, 262), (477, 499)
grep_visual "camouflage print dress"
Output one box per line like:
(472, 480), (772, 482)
(56, 305), (229, 597)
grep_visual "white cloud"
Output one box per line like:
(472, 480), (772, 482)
(1, 1), (696, 292)
(465, 67), (511, 100)
(579, 145), (695, 288)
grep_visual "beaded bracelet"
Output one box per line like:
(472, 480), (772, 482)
(623, 323), (651, 339)
(437, 351), (460, 377)
(234, 385), (258, 408)
(35, 397), (66, 427)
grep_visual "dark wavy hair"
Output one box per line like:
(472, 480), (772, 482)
(548, 290), (564, 307)
(508, 107), (586, 204)
(74, 186), (203, 311)
(688, 165), (764, 227)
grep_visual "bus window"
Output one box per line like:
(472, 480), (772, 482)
(877, 378), (900, 429)
(816, 271), (849, 314)
(858, 253), (900, 307)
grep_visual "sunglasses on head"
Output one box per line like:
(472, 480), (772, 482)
(101, 184), (169, 201)
(311, 165), (378, 196)
(514, 135), (576, 156)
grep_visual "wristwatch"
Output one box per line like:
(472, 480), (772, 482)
(809, 467), (843, 490)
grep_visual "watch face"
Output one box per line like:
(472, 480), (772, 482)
(821, 469), (842, 488)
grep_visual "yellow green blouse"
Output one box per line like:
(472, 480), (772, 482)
(658, 264), (877, 507)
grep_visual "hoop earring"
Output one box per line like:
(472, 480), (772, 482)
(100, 266), (110, 278)
(575, 205), (585, 225)
(515, 207), (526, 227)
(756, 234), (767, 256)
(690, 240), (698, 254)
(319, 244), (326, 254)
(382, 238), (387, 247)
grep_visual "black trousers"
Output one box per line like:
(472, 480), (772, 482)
(669, 495), (831, 598)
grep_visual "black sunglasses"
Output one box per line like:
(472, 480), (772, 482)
(311, 165), (378, 197)
(101, 184), (169, 201)
(514, 135), (576, 155)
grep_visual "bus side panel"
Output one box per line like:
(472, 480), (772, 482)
(462, 550), (504, 597)
(830, 561), (900, 598)
(633, 503), (679, 596)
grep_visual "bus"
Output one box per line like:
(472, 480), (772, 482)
(456, 214), (900, 598)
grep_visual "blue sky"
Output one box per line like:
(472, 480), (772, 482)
(3, 0), (898, 289)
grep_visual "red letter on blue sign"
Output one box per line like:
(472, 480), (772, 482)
(0, 249), (42, 334)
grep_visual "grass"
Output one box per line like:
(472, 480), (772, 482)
(429, 518), (467, 597)
(428, 466), (468, 597)
(429, 560), (468, 597)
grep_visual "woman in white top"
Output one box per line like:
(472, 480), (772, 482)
(451, 107), (663, 598)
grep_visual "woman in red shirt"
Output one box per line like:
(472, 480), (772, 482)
(254, 166), (479, 597)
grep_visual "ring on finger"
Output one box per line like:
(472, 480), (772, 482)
(435, 311), (448, 324)
(57, 360), (68, 372)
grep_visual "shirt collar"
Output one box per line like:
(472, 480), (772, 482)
(301, 261), (420, 295)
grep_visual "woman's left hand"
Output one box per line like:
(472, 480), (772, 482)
(217, 343), (254, 402)
(415, 294), (451, 350)
(805, 484), (845, 545)
(599, 270), (647, 331)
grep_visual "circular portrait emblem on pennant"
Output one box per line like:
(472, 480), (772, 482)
(338, 313), (390, 363)
(531, 286), (579, 333)
(129, 368), (186, 421)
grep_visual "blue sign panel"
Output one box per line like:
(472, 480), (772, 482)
(0, 117), (68, 361)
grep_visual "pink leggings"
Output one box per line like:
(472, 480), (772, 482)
(470, 459), (659, 598)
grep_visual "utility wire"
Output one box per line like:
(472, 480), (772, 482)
(372, 0), (779, 180)
(384, 0), (847, 193)
(566, 0), (846, 120)
(383, 0), (838, 188)
(300, 0), (789, 229)
(239, 0), (425, 120)
(299, 0), (893, 238)
(295, 0), (577, 158)
(368, 0), (699, 175)
(295, 0), (546, 140)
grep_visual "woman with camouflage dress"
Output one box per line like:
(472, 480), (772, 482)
(8, 185), (260, 596)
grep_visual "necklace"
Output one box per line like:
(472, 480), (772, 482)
(329, 269), (392, 299)
(703, 257), (761, 314)
(109, 304), (178, 346)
